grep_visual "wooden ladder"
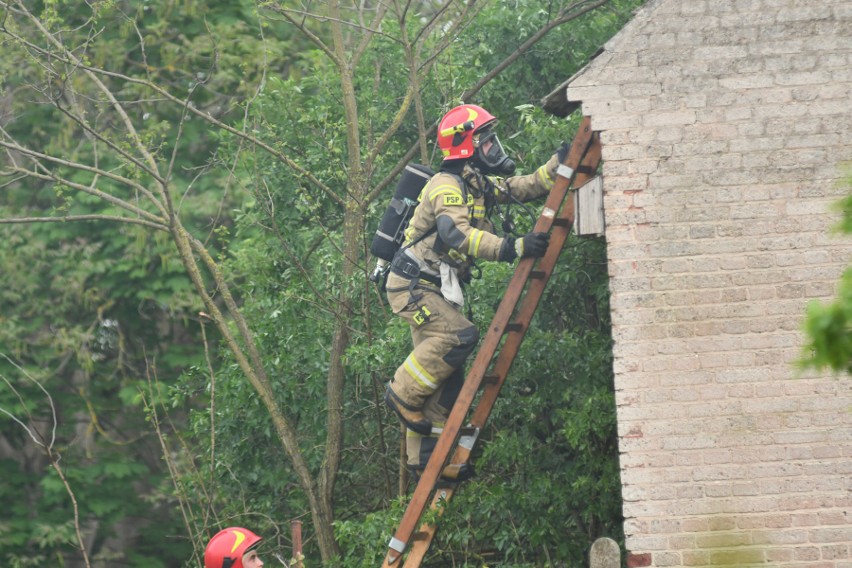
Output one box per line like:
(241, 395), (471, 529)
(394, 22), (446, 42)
(381, 116), (603, 568)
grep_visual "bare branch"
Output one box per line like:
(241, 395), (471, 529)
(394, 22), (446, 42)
(0, 137), (167, 220)
(412, 0), (458, 46)
(1, 17), (340, 206)
(165, 86), (197, 193)
(351, 1), (390, 68)
(417, 1), (486, 74)
(53, 103), (168, 189)
(11, 0), (163, 180)
(461, 0), (611, 101)
(1, 159), (167, 225)
(0, 354), (91, 568)
(0, 214), (168, 231)
(261, 4), (343, 66)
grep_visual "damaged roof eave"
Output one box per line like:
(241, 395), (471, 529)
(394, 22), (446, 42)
(540, 65), (591, 118)
(541, 46), (606, 117)
(540, 0), (661, 118)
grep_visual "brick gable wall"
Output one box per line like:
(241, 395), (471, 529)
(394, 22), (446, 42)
(566, 1), (852, 566)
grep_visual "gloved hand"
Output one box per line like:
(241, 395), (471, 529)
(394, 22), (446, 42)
(556, 142), (571, 163)
(498, 237), (517, 263)
(515, 232), (550, 258)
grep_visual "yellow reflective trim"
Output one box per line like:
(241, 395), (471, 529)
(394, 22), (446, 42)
(425, 184), (463, 204)
(403, 354), (439, 391)
(472, 205), (486, 219)
(468, 228), (484, 256)
(406, 422), (444, 439)
(537, 164), (554, 187)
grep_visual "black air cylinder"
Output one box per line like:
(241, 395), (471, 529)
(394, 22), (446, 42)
(370, 163), (434, 262)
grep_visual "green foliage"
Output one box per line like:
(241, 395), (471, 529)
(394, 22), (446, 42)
(410, 231), (621, 566)
(800, 169), (852, 373)
(2, 0), (646, 565)
(167, 0), (642, 564)
(0, 0), (261, 563)
(334, 497), (410, 568)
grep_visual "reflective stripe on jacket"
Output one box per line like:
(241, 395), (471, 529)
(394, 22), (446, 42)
(403, 154), (560, 273)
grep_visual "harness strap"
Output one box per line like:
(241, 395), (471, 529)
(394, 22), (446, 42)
(390, 252), (441, 287)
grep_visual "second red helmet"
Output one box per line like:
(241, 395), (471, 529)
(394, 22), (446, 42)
(204, 527), (262, 568)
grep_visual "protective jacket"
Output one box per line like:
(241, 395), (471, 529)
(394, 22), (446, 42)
(402, 153), (560, 278)
(385, 153), (562, 475)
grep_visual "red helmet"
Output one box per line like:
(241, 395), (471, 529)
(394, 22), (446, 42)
(437, 104), (497, 161)
(204, 527), (262, 568)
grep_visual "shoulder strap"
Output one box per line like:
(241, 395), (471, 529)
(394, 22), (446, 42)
(401, 170), (469, 254)
(400, 225), (436, 253)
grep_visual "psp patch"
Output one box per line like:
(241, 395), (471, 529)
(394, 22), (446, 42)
(443, 194), (465, 206)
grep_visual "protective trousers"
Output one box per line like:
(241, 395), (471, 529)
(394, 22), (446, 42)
(386, 271), (478, 470)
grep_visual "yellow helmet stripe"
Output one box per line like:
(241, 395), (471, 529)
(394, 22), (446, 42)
(403, 354), (439, 391)
(229, 530), (247, 553)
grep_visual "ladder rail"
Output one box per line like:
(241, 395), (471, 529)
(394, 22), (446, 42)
(400, 131), (603, 568)
(382, 118), (600, 568)
(469, 133), (603, 428)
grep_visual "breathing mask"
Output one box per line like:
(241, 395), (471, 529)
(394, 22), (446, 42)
(472, 127), (516, 176)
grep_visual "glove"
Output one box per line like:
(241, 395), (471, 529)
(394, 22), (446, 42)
(515, 232), (550, 258)
(498, 237), (517, 263)
(556, 142), (571, 163)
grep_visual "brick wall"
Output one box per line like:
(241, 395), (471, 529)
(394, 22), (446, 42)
(566, 1), (852, 566)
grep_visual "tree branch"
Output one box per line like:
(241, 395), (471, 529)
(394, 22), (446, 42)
(12, 0), (163, 180)
(3, 1), (340, 206)
(461, 0), (611, 101)
(261, 4), (343, 67)
(0, 154), (167, 225)
(0, 355), (92, 568)
(0, 214), (168, 231)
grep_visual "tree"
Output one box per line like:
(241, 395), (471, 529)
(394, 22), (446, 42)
(800, 171), (852, 373)
(1, 0), (646, 564)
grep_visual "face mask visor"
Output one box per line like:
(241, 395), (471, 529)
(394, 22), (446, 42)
(473, 129), (516, 176)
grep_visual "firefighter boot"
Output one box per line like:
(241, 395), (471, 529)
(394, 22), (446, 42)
(409, 463), (475, 488)
(385, 384), (432, 436)
(385, 385), (432, 436)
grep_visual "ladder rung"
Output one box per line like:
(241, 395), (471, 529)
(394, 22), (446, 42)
(457, 427), (480, 450)
(381, 119), (602, 568)
(482, 374), (500, 386)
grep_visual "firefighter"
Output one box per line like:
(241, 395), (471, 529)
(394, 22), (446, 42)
(384, 103), (568, 481)
(204, 526), (264, 568)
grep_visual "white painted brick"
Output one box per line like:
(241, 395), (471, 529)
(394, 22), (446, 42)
(719, 73), (777, 89)
(566, 0), (852, 564)
(565, 84), (622, 102)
